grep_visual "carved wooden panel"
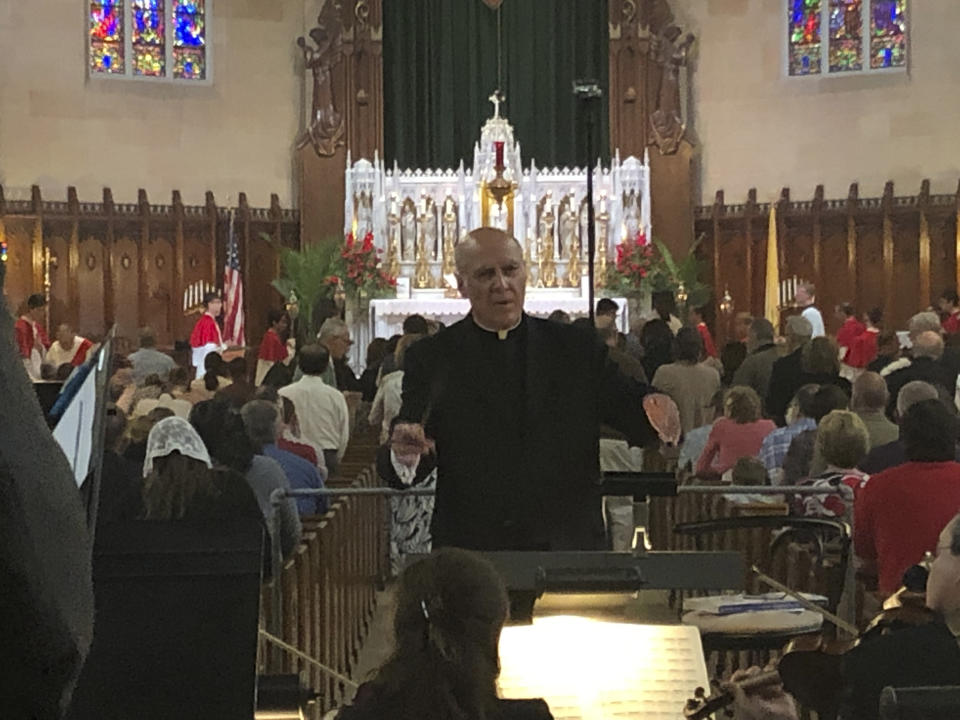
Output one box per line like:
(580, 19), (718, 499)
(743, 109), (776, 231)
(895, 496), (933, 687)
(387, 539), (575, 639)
(695, 183), (960, 335)
(817, 216), (849, 334)
(77, 235), (106, 337)
(142, 234), (176, 344)
(110, 234), (141, 341)
(2, 219), (36, 314)
(44, 231), (72, 333)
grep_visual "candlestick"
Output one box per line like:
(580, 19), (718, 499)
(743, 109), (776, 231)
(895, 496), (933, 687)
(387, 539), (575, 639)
(494, 141), (504, 170)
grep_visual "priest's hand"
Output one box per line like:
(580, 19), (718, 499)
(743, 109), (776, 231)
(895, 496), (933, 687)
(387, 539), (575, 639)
(390, 422), (435, 467)
(642, 392), (681, 447)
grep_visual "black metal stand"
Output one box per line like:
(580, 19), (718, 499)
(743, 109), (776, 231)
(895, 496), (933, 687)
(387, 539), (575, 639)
(573, 80), (603, 322)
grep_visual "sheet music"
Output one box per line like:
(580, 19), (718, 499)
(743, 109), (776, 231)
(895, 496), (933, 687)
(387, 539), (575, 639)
(498, 617), (709, 720)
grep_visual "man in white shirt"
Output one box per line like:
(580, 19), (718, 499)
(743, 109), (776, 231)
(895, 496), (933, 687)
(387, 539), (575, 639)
(795, 281), (825, 338)
(128, 326), (177, 383)
(279, 344), (350, 475)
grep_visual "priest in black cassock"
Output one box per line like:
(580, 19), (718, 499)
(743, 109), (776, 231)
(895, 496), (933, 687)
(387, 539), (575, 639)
(392, 227), (677, 552)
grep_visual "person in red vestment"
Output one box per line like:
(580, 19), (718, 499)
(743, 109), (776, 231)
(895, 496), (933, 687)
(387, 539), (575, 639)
(846, 307), (882, 370)
(255, 309), (294, 385)
(14, 293), (50, 379)
(835, 302), (866, 379)
(939, 289), (960, 334)
(690, 306), (717, 358)
(189, 292), (225, 371)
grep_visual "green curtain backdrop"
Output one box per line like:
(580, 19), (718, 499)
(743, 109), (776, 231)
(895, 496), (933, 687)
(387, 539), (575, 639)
(383, 0), (609, 171)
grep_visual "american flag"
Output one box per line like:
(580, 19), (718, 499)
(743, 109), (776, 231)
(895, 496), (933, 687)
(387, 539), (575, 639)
(222, 210), (245, 346)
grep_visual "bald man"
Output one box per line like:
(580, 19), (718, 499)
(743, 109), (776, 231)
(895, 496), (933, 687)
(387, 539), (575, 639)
(391, 228), (672, 552)
(884, 330), (953, 419)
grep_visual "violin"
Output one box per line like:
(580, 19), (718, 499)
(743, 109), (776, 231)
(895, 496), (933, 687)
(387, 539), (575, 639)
(683, 561), (937, 720)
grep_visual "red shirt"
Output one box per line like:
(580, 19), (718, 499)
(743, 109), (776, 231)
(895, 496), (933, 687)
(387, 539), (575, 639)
(943, 311), (960, 334)
(69, 338), (94, 366)
(854, 461), (960, 595)
(189, 312), (223, 348)
(277, 437), (319, 468)
(696, 417), (776, 477)
(14, 316), (50, 358)
(846, 328), (878, 369)
(258, 328), (288, 362)
(837, 317), (866, 353)
(696, 322), (717, 358)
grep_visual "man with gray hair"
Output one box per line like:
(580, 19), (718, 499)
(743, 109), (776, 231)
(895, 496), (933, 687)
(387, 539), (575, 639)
(851, 371), (898, 449)
(884, 331), (952, 418)
(241, 399), (327, 516)
(317, 316), (360, 391)
(128, 326), (176, 384)
(733, 317), (779, 400)
(766, 315), (814, 425)
(859, 380), (956, 474)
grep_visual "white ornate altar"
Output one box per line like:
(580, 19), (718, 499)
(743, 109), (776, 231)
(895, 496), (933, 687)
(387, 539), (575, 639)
(369, 291), (630, 340)
(343, 96), (651, 369)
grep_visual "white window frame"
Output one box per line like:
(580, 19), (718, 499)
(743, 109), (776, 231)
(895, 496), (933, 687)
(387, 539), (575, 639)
(786, 0), (908, 78)
(86, 0), (214, 85)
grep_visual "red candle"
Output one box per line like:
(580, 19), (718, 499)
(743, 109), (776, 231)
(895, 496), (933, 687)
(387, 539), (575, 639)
(494, 141), (504, 169)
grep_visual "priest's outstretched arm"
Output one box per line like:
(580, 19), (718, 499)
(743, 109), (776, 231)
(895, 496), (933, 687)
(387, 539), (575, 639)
(598, 345), (681, 448)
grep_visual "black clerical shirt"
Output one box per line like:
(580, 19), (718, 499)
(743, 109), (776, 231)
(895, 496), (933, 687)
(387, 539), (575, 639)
(399, 312), (656, 551)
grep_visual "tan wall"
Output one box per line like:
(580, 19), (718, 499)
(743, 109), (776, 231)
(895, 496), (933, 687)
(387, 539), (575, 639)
(672, 0), (960, 204)
(0, 0), (309, 207)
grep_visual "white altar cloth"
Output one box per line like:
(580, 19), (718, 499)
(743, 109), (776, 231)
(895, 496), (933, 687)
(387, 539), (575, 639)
(369, 291), (628, 341)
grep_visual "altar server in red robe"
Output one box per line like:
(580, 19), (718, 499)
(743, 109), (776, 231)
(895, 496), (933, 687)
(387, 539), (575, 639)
(690, 306), (717, 359)
(189, 292), (225, 371)
(45, 324), (94, 369)
(14, 293), (50, 379)
(836, 302), (866, 379)
(255, 309), (295, 385)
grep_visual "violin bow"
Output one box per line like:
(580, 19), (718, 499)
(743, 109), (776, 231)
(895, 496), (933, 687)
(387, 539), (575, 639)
(751, 565), (859, 637)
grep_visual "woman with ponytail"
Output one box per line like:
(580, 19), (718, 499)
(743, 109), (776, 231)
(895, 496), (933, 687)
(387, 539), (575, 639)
(337, 548), (553, 720)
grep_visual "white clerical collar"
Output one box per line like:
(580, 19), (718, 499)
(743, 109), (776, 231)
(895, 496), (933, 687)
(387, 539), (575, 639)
(472, 314), (522, 340)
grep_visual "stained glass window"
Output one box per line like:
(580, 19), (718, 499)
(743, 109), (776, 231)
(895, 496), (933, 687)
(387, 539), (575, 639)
(87, 0), (208, 82)
(788, 0), (822, 76)
(90, 1), (125, 75)
(828, 0), (862, 72)
(132, 0), (165, 77)
(870, 0), (907, 69)
(788, 0), (906, 76)
(172, 0), (206, 79)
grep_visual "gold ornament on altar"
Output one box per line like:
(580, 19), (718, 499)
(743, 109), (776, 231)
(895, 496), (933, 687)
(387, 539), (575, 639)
(479, 91), (517, 231)
(719, 286), (734, 316)
(386, 195), (401, 280)
(595, 196), (609, 289)
(414, 232), (433, 289)
(537, 195), (557, 288)
(441, 197), (458, 277)
(559, 196), (579, 287)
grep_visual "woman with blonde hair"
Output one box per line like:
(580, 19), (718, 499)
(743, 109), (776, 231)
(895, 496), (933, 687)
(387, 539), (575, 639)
(696, 386), (776, 479)
(799, 409), (870, 518)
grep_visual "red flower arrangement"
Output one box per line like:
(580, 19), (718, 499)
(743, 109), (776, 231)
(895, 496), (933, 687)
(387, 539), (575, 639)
(607, 232), (654, 294)
(327, 231), (397, 299)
